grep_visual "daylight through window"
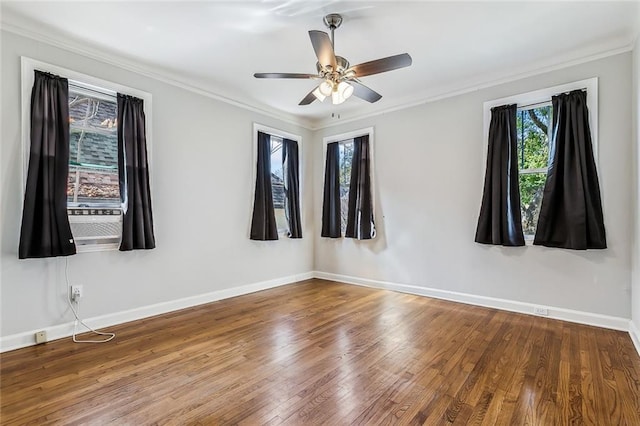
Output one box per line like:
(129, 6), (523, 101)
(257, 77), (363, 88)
(338, 139), (354, 235)
(66, 82), (122, 247)
(269, 135), (288, 233)
(517, 104), (551, 237)
(67, 84), (119, 208)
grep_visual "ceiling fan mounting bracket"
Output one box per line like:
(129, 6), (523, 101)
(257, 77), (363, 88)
(323, 13), (343, 30)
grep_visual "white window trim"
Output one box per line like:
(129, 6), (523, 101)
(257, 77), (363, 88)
(252, 123), (303, 238)
(483, 77), (598, 169)
(482, 77), (598, 244)
(21, 57), (153, 252)
(322, 127), (376, 237)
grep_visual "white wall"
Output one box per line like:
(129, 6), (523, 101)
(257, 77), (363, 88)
(632, 36), (640, 338)
(1, 29), (636, 349)
(314, 52), (633, 319)
(0, 31), (314, 341)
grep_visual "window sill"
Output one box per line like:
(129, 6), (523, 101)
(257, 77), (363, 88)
(75, 242), (120, 253)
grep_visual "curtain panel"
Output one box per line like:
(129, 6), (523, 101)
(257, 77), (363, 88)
(321, 142), (341, 238)
(533, 90), (606, 249)
(117, 94), (156, 251)
(283, 138), (302, 238)
(250, 131), (278, 240)
(19, 70), (76, 259)
(475, 104), (525, 246)
(345, 135), (375, 240)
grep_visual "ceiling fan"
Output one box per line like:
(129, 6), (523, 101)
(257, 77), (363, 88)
(254, 13), (412, 106)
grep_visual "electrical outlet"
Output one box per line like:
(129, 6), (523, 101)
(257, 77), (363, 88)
(71, 285), (83, 302)
(533, 306), (549, 316)
(35, 330), (47, 344)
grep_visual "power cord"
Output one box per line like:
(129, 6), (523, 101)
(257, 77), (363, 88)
(64, 257), (115, 343)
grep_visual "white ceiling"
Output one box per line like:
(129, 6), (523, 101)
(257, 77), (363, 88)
(2, 1), (639, 128)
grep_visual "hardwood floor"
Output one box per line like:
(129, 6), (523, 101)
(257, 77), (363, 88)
(2, 279), (639, 425)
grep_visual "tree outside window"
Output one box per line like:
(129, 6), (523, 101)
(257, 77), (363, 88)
(338, 140), (354, 234)
(517, 105), (551, 236)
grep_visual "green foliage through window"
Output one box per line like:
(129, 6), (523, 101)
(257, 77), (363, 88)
(338, 140), (354, 234)
(517, 105), (551, 236)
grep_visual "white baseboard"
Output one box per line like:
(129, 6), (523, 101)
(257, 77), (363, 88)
(0, 272), (314, 353)
(314, 271), (630, 332)
(630, 321), (640, 357)
(4, 271), (636, 356)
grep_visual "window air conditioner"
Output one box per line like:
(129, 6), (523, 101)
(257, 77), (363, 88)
(68, 208), (122, 245)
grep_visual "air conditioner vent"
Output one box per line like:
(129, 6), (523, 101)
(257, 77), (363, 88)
(68, 209), (122, 244)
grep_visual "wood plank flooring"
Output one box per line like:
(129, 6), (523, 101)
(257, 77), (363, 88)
(2, 279), (640, 425)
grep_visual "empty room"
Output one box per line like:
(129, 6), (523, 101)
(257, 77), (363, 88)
(2, 1), (640, 424)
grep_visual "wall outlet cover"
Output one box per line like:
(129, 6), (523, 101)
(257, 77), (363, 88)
(533, 306), (549, 316)
(35, 330), (47, 344)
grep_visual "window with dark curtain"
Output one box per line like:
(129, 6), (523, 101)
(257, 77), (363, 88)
(250, 131), (278, 240)
(19, 70), (76, 259)
(475, 104), (525, 246)
(321, 142), (341, 238)
(345, 135), (375, 240)
(534, 90), (606, 249)
(117, 94), (156, 250)
(283, 138), (302, 238)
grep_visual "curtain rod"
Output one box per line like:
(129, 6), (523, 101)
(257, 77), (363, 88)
(518, 100), (551, 110)
(518, 88), (586, 110)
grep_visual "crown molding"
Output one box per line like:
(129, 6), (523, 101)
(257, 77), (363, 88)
(1, 15), (636, 133)
(0, 19), (316, 130)
(311, 39), (636, 130)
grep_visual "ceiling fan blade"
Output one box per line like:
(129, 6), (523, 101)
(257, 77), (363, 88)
(350, 80), (382, 103)
(299, 89), (318, 105)
(309, 30), (337, 70)
(349, 53), (412, 77)
(254, 73), (318, 79)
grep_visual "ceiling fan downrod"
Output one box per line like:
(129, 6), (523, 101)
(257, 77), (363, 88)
(323, 13), (342, 50)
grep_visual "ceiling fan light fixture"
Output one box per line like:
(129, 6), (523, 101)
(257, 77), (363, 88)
(312, 86), (326, 102)
(338, 81), (354, 100)
(332, 89), (346, 105)
(319, 80), (334, 97)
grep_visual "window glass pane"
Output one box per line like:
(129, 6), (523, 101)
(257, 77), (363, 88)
(519, 172), (547, 236)
(270, 136), (287, 233)
(67, 89), (119, 207)
(339, 140), (354, 234)
(517, 105), (551, 236)
(516, 106), (550, 170)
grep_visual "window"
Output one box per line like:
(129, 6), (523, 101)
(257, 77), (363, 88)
(269, 135), (287, 233)
(252, 124), (302, 238)
(322, 127), (375, 239)
(66, 83), (122, 247)
(338, 139), (354, 235)
(22, 57), (152, 252)
(517, 104), (551, 237)
(67, 85), (119, 208)
(483, 78), (598, 241)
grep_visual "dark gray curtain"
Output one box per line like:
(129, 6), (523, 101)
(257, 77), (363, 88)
(250, 131), (278, 240)
(117, 94), (156, 251)
(321, 142), (341, 238)
(475, 104), (525, 246)
(534, 90), (606, 249)
(345, 135), (375, 239)
(283, 138), (302, 238)
(19, 71), (76, 259)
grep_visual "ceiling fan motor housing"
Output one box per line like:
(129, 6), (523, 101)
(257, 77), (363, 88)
(317, 56), (350, 79)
